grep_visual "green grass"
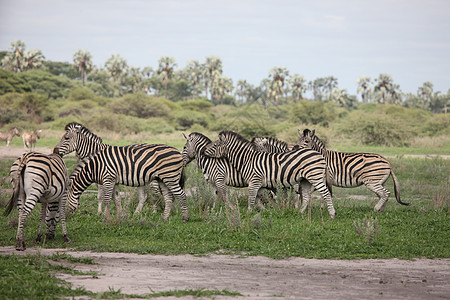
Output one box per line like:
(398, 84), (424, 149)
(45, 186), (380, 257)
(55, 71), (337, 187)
(0, 155), (448, 298)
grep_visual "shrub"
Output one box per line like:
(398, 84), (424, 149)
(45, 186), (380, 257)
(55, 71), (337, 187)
(289, 101), (337, 127)
(174, 110), (211, 130)
(422, 114), (450, 136)
(109, 94), (172, 119)
(69, 87), (96, 101)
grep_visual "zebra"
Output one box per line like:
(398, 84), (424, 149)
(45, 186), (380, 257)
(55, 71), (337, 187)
(4, 150), (70, 251)
(55, 122), (158, 215)
(0, 127), (20, 147)
(297, 129), (409, 212)
(66, 143), (189, 222)
(22, 129), (42, 151)
(204, 131), (336, 218)
(182, 132), (264, 209)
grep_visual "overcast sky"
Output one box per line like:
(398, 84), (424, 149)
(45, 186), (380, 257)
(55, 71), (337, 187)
(1, 0), (449, 96)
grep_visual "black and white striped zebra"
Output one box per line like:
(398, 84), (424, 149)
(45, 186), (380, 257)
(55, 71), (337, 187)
(67, 143), (189, 222)
(182, 132), (253, 209)
(297, 129), (409, 211)
(55, 122), (157, 215)
(204, 131), (336, 218)
(4, 150), (70, 251)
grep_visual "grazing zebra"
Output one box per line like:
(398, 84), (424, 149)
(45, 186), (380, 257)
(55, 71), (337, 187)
(4, 150), (70, 251)
(22, 129), (42, 151)
(297, 129), (409, 212)
(0, 127), (20, 147)
(182, 132), (264, 209)
(55, 122), (157, 215)
(204, 131), (336, 218)
(67, 144), (189, 222)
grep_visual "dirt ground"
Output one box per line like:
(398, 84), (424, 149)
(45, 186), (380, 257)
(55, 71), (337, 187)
(0, 246), (449, 300)
(1, 146), (449, 299)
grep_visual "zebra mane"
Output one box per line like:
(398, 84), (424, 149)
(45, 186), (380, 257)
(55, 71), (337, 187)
(303, 129), (326, 150)
(190, 132), (212, 144)
(65, 122), (103, 144)
(257, 136), (288, 150)
(219, 130), (259, 151)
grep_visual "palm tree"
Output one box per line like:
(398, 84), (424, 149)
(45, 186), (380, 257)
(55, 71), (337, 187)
(22, 49), (45, 71)
(157, 56), (177, 98)
(329, 88), (353, 107)
(126, 66), (144, 93)
(104, 54), (128, 96)
(1, 40), (26, 72)
(324, 76), (338, 100)
(356, 76), (372, 103)
(212, 75), (233, 105)
(235, 79), (250, 103)
(183, 60), (204, 97)
(288, 74), (306, 103)
(374, 73), (394, 104)
(310, 77), (327, 101)
(268, 67), (289, 106)
(417, 81), (433, 109)
(203, 56), (223, 100)
(73, 50), (93, 85)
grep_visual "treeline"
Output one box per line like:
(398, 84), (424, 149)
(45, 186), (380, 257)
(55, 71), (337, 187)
(0, 40), (449, 148)
(1, 40), (449, 112)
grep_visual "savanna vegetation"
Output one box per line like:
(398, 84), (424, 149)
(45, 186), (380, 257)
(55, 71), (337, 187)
(0, 39), (449, 298)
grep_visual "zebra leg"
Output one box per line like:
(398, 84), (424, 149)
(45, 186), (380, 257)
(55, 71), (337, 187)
(101, 181), (116, 221)
(59, 191), (71, 243)
(35, 203), (47, 243)
(150, 181), (162, 213)
(16, 197), (39, 251)
(163, 179), (189, 222)
(113, 184), (123, 215)
(308, 179), (335, 218)
(45, 201), (60, 240)
(366, 183), (390, 212)
(134, 186), (148, 214)
(158, 182), (174, 221)
(247, 180), (263, 211)
(97, 183), (103, 215)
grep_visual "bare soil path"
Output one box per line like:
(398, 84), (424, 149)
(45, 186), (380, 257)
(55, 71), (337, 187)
(0, 246), (449, 299)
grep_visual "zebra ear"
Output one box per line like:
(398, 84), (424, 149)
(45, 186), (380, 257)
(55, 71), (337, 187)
(297, 129), (302, 137)
(311, 129), (316, 136)
(182, 133), (188, 140)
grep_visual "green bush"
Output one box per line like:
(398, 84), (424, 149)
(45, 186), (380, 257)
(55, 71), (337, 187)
(69, 87), (96, 101)
(289, 101), (337, 127)
(174, 110), (211, 130)
(109, 94), (172, 119)
(422, 114), (450, 136)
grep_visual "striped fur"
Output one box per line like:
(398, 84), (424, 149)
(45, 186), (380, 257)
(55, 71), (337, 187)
(0, 127), (20, 147)
(204, 131), (336, 218)
(5, 151), (70, 251)
(297, 129), (408, 211)
(67, 144), (188, 222)
(55, 122), (157, 215)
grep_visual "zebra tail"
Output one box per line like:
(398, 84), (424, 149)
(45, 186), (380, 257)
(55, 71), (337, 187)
(326, 171), (333, 197)
(391, 168), (409, 206)
(4, 159), (27, 216)
(179, 169), (186, 190)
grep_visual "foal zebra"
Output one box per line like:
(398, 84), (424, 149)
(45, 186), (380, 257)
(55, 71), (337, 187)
(204, 131), (336, 218)
(55, 122), (156, 214)
(67, 144), (188, 222)
(5, 150), (70, 251)
(297, 129), (409, 212)
(0, 127), (20, 147)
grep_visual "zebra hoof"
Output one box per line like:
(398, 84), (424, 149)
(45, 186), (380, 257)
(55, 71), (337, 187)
(182, 216), (190, 223)
(64, 235), (71, 244)
(16, 240), (26, 251)
(46, 232), (55, 240)
(35, 235), (42, 243)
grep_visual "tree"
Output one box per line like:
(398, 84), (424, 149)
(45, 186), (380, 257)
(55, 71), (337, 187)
(288, 74), (306, 103)
(125, 66), (143, 93)
(212, 75), (233, 105)
(104, 54), (128, 96)
(324, 76), (338, 100)
(235, 79), (250, 103)
(203, 56), (223, 100)
(157, 56), (177, 98)
(417, 81), (433, 109)
(374, 73), (394, 104)
(1, 40), (26, 73)
(310, 77), (327, 101)
(356, 76), (372, 103)
(329, 88), (356, 108)
(182, 60), (204, 97)
(73, 50), (93, 85)
(268, 67), (289, 106)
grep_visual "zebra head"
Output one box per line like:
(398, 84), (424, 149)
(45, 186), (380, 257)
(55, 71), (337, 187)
(182, 132), (212, 165)
(204, 132), (229, 158)
(55, 123), (83, 157)
(251, 137), (268, 152)
(11, 127), (20, 137)
(297, 129), (325, 152)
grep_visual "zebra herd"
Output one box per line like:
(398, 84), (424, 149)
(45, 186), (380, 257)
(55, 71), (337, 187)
(0, 127), (42, 151)
(4, 122), (408, 251)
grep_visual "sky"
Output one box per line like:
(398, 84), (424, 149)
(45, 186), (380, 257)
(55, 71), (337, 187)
(1, 0), (449, 96)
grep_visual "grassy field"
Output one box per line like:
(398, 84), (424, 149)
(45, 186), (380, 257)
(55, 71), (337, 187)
(0, 144), (448, 298)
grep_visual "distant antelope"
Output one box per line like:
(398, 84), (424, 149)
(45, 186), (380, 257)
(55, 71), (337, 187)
(0, 127), (20, 147)
(22, 129), (42, 151)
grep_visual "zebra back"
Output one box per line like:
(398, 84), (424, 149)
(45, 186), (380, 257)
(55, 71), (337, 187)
(55, 122), (107, 159)
(251, 136), (290, 153)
